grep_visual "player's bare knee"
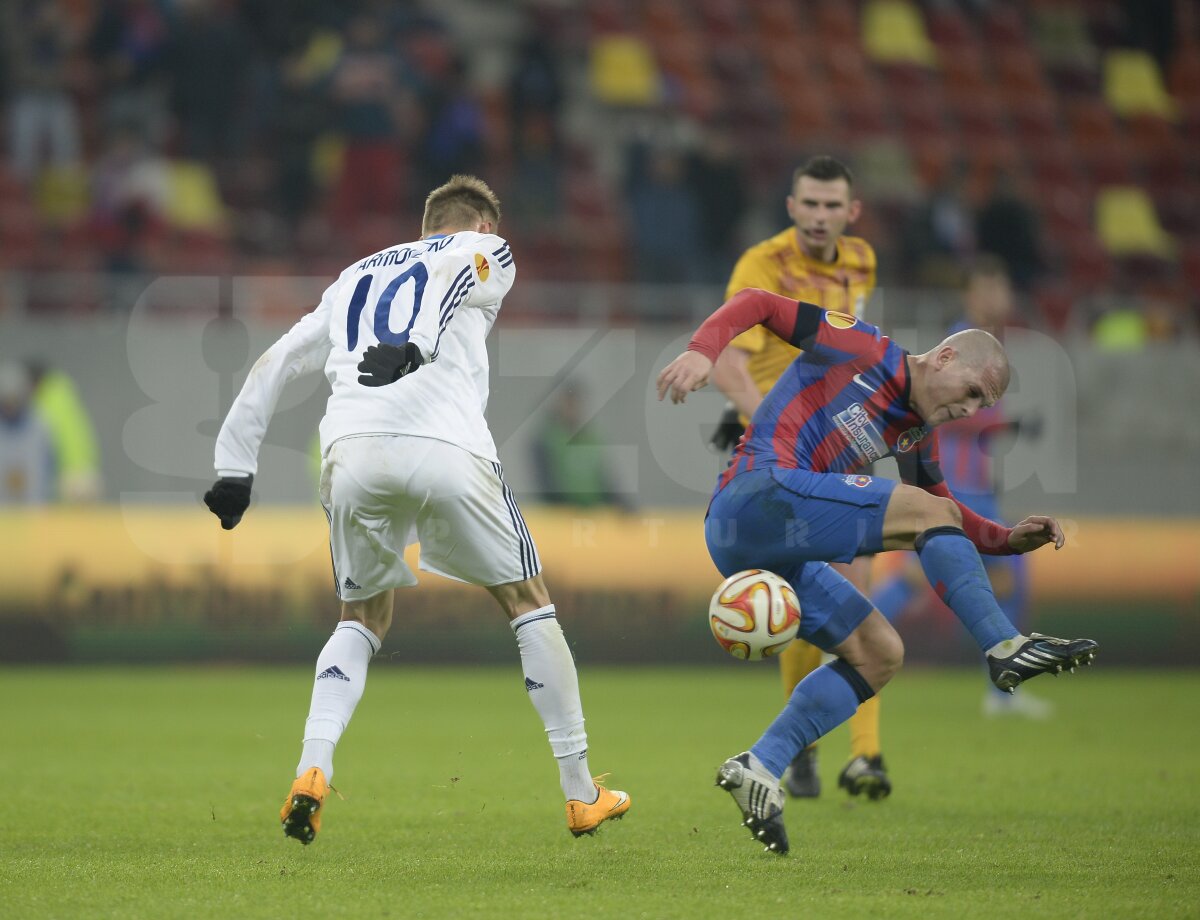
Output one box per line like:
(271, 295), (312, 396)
(872, 626), (904, 682)
(340, 592), (393, 637)
(487, 574), (551, 620)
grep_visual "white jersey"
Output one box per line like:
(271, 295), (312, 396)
(214, 231), (515, 475)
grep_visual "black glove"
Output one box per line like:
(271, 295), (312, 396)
(709, 404), (746, 453)
(203, 474), (253, 530)
(357, 342), (425, 387)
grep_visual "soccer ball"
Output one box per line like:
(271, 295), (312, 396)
(709, 569), (801, 661)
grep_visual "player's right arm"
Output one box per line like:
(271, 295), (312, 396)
(712, 251), (779, 416)
(657, 289), (823, 403)
(205, 288), (336, 528)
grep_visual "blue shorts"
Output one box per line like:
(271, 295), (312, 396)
(705, 468), (898, 649)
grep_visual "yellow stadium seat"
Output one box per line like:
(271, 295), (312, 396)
(163, 161), (226, 232)
(1094, 186), (1175, 259)
(588, 35), (660, 106)
(862, 0), (936, 67)
(34, 166), (89, 225)
(1104, 50), (1177, 119)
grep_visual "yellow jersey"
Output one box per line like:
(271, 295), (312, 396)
(724, 227), (877, 400)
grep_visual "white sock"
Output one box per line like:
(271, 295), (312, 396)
(297, 621), (381, 782)
(510, 605), (594, 803)
(987, 635), (1029, 659)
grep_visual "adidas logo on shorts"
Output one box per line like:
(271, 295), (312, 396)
(343, 576), (362, 591)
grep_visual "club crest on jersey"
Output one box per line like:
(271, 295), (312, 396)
(895, 426), (928, 453)
(844, 474), (873, 488)
(474, 253), (490, 281)
(824, 310), (857, 330)
(833, 402), (887, 463)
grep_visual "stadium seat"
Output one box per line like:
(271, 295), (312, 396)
(1031, 282), (1080, 333)
(862, 0), (936, 67)
(1061, 233), (1113, 291)
(1066, 97), (1121, 146)
(33, 166), (89, 226)
(994, 46), (1047, 96)
(589, 34), (661, 106)
(1080, 142), (1135, 186)
(936, 44), (989, 94)
(1094, 186), (1175, 259)
(164, 161), (227, 233)
(1104, 50), (1177, 120)
(926, 7), (973, 47)
(642, 0), (689, 41)
(753, 0), (804, 42)
(814, 0), (859, 45)
(1167, 50), (1200, 105)
(981, 5), (1028, 47)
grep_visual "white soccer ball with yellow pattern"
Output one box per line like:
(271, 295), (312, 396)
(709, 569), (801, 661)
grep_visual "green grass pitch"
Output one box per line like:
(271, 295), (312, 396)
(2, 666), (1197, 919)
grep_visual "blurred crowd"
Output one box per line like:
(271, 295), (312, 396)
(1, 0), (1196, 344)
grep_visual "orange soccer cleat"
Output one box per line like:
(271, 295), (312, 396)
(565, 779), (631, 837)
(279, 766), (329, 845)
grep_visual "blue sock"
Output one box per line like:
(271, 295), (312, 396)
(750, 660), (874, 778)
(915, 526), (1019, 653)
(871, 571), (918, 624)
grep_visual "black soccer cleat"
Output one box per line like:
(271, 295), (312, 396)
(987, 633), (1099, 693)
(783, 747), (821, 799)
(716, 753), (789, 855)
(838, 754), (892, 801)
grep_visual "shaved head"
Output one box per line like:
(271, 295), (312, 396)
(940, 328), (1010, 401)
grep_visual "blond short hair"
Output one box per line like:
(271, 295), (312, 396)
(422, 175), (501, 236)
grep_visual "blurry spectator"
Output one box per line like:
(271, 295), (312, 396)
(88, 124), (159, 276)
(903, 162), (974, 287)
(626, 143), (702, 284)
(509, 13), (565, 160)
(87, 0), (170, 144)
(165, 0), (253, 162)
(1121, 0), (1175, 71)
(531, 381), (633, 511)
(974, 172), (1044, 291)
(26, 360), (103, 501)
(416, 52), (485, 193)
(3, 0), (81, 182)
(686, 124), (749, 283)
(0, 362), (55, 505)
(328, 12), (411, 228)
(509, 113), (563, 235)
(271, 41), (335, 228)
(961, 253), (1029, 334)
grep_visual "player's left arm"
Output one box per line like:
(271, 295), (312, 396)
(897, 433), (1064, 554)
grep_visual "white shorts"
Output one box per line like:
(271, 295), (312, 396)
(319, 435), (541, 600)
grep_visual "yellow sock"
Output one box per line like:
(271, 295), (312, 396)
(849, 694), (882, 759)
(779, 639), (823, 698)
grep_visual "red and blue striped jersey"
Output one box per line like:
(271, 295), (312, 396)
(686, 288), (1014, 553)
(714, 306), (933, 487)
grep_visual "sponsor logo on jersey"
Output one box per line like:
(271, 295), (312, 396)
(895, 426), (928, 453)
(824, 310), (857, 330)
(851, 372), (874, 392)
(833, 402), (887, 463)
(844, 474), (873, 488)
(474, 252), (490, 281)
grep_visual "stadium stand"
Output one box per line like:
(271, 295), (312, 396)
(0, 0), (1195, 333)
